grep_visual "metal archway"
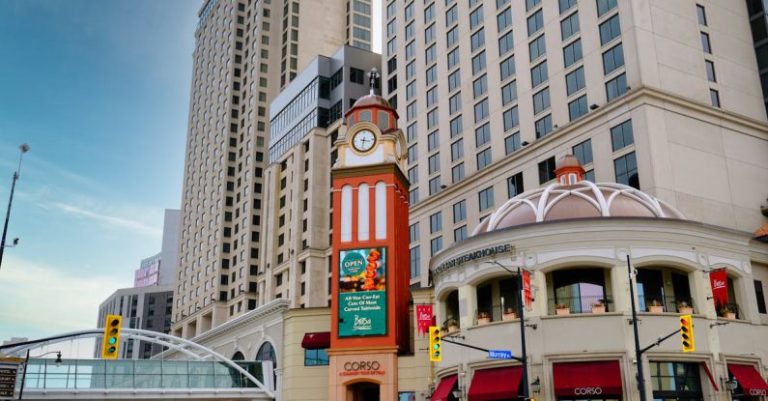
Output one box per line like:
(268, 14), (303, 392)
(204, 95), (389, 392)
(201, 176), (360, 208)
(0, 328), (274, 398)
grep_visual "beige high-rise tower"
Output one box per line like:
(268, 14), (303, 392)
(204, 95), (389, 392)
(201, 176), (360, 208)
(172, 0), (372, 339)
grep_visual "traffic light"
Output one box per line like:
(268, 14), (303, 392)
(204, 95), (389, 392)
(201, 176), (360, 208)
(680, 314), (695, 353)
(101, 314), (123, 359)
(428, 326), (442, 362)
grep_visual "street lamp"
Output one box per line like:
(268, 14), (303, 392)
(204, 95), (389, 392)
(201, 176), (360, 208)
(724, 377), (739, 393)
(18, 349), (61, 399)
(0, 143), (30, 271)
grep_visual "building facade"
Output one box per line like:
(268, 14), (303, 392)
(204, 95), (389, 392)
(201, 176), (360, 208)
(381, 0), (768, 287)
(429, 157), (768, 401)
(173, 0), (372, 338)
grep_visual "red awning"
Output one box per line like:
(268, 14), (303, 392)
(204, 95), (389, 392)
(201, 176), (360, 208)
(468, 366), (523, 401)
(431, 375), (458, 401)
(300, 332), (330, 349)
(553, 360), (623, 397)
(728, 364), (768, 396)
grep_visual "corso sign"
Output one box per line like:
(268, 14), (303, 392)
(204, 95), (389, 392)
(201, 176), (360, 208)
(750, 389), (768, 396)
(574, 387), (603, 395)
(339, 360), (385, 376)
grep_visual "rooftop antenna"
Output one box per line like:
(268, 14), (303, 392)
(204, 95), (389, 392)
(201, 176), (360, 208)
(368, 68), (380, 95)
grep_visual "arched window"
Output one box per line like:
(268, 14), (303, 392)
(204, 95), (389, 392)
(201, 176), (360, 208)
(475, 277), (519, 323)
(442, 290), (460, 331)
(232, 351), (245, 360)
(255, 342), (276, 367)
(636, 266), (693, 313)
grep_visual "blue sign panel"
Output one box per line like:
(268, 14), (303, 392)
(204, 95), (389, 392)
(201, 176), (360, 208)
(488, 349), (513, 360)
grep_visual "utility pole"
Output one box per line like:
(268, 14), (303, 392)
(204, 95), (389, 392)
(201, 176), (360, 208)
(517, 266), (529, 400)
(627, 254), (648, 401)
(0, 143), (30, 271)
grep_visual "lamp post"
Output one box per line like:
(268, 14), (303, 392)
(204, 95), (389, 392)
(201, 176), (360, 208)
(18, 349), (61, 400)
(0, 143), (30, 271)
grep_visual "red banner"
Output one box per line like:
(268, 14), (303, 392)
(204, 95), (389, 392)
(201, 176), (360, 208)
(709, 269), (728, 309)
(522, 270), (533, 308)
(416, 304), (433, 336)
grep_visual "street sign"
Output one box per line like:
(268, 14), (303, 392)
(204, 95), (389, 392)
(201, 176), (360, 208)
(0, 363), (20, 400)
(488, 349), (513, 360)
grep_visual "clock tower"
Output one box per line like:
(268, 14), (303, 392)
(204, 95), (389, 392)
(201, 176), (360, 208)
(328, 69), (410, 401)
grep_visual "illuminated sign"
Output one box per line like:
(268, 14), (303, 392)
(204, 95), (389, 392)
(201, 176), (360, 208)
(338, 248), (387, 337)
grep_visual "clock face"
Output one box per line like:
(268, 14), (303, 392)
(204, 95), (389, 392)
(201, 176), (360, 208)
(352, 130), (376, 152)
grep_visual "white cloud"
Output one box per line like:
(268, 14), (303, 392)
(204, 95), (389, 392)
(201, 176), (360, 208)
(49, 201), (162, 238)
(0, 256), (126, 342)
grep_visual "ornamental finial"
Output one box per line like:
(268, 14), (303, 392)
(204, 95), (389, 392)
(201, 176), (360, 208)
(368, 67), (380, 95)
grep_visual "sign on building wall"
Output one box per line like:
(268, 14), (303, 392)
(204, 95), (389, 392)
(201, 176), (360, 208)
(338, 248), (387, 337)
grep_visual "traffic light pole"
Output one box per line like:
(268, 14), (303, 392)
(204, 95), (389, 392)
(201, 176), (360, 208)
(517, 267), (529, 401)
(627, 255), (648, 401)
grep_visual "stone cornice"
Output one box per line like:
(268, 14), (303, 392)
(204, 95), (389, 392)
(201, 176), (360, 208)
(191, 299), (290, 343)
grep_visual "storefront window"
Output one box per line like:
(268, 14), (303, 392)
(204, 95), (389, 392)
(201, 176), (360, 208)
(548, 268), (610, 314)
(636, 267), (693, 313)
(650, 361), (703, 401)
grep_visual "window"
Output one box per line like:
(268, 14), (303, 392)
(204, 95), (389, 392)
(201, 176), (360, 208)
(605, 72), (628, 101)
(568, 95), (588, 121)
(405, 41), (415, 60)
(470, 6), (484, 30)
(498, 30), (514, 55)
(425, 2), (435, 22)
(407, 123), (418, 142)
(447, 48), (460, 69)
(407, 102), (417, 120)
(427, 109), (439, 129)
(404, 1), (414, 20)
(705, 60), (716, 82)
(454, 225), (468, 242)
(448, 70), (462, 91)
(430, 236), (443, 256)
(428, 153), (440, 174)
(473, 75), (487, 98)
(406, 61), (416, 80)
(476, 148), (492, 169)
(505, 132), (521, 154)
(502, 80), (517, 105)
(755, 280), (767, 314)
(453, 200), (466, 223)
(447, 26), (459, 48)
(478, 186), (494, 211)
(407, 144), (418, 163)
(527, 10), (544, 36)
(426, 86), (438, 107)
(531, 61), (548, 87)
(450, 115), (463, 137)
(304, 349), (329, 366)
(425, 44), (437, 64)
(497, 8), (512, 32)
(451, 163), (465, 183)
(535, 114), (553, 138)
(529, 35), (546, 61)
(596, 0), (617, 17)
(472, 51), (487, 75)
(559, 0), (577, 14)
(696, 4), (707, 26)
(350, 67), (365, 84)
(566, 66), (585, 95)
(471, 29), (486, 52)
(507, 172), (524, 197)
(475, 122), (491, 146)
(428, 131), (440, 151)
(410, 246), (421, 279)
(563, 39), (583, 67)
(710, 88), (720, 107)
(410, 189), (419, 204)
(500, 55), (516, 80)
(700, 32), (711, 53)
(602, 43), (625, 74)
(449, 92), (462, 114)
(429, 176), (442, 195)
(406, 22), (415, 40)
(560, 12), (580, 40)
(406, 82), (416, 100)
(599, 14), (621, 45)
(572, 140), (593, 166)
(408, 166), (418, 184)
(474, 98), (489, 122)
(425, 23), (436, 43)
(526, 0), (541, 12)
(503, 106), (519, 131)
(650, 362), (702, 401)
(533, 87), (550, 114)
(538, 156), (556, 184)
(614, 151), (639, 188)
(430, 212), (442, 233)
(446, 5), (458, 26)
(610, 120), (634, 151)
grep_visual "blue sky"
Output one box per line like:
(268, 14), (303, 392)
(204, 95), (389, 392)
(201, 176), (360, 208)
(0, 0), (199, 341)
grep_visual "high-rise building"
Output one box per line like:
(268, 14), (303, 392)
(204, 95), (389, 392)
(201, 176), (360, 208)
(381, 0), (768, 286)
(96, 209), (180, 359)
(173, 0), (372, 338)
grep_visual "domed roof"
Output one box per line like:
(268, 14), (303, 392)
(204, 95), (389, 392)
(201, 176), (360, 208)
(471, 157), (685, 236)
(352, 93), (392, 109)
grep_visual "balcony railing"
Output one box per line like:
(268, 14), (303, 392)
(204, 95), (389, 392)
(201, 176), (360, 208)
(639, 295), (696, 314)
(547, 296), (610, 315)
